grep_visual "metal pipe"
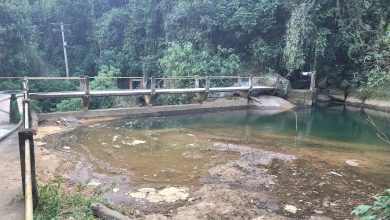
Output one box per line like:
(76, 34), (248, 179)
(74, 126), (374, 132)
(24, 139), (33, 220)
(24, 103), (29, 129)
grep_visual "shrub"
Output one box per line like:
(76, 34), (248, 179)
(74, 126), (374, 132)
(351, 189), (390, 220)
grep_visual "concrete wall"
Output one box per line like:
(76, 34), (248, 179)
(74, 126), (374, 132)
(37, 97), (250, 121)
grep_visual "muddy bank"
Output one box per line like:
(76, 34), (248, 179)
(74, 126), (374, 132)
(33, 116), (389, 220)
(318, 91), (390, 112)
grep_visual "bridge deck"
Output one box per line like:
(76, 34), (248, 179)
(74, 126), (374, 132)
(29, 86), (274, 99)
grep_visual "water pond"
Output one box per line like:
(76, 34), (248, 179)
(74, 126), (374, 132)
(55, 106), (390, 187)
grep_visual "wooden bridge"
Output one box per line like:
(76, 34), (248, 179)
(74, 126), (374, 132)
(14, 75), (285, 110)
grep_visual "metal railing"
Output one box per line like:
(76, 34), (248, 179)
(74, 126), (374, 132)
(18, 77), (38, 220)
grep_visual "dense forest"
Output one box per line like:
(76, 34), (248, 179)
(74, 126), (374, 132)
(0, 0), (389, 95)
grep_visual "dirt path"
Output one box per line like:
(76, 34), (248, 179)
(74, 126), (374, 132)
(0, 133), (24, 220)
(0, 93), (24, 219)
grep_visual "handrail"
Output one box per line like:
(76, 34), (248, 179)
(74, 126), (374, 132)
(24, 139), (33, 220)
(0, 76), (254, 80)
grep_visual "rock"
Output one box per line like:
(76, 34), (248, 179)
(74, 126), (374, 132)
(158, 187), (189, 203)
(129, 192), (147, 199)
(309, 216), (332, 220)
(146, 194), (164, 203)
(87, 179), (101, 186)
(330, 171), (343, 177)
(284, 204), (297, 214)
(314, 210), (324, 214)
(112, 188), (120, 193)
(138, 188), (156, 193)
(252, 216), (266, 220)
(63, 146), (71, 150)
(112, 135), (119, 142)
(345, 159), (358, 167)
(91, 203), (131, 220)
(130, 140), (146, 145)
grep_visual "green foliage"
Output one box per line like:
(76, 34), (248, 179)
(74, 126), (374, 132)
(351, 189), (390, 220)
(0, 0), (389, 96)
(160, 42), (240, 77)
(29, 80), (78, 113)
(34, 177), (98, 220)
(56, 99), (81, 112)
(0, 80), (21, 91)
(89, 65), (120, 109)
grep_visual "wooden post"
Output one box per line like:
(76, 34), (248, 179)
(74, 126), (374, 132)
(82, 76), (89, 111)
(163, 79), (169, 89)
(310, 71), (316, 91)
(129, 78), (133, 90)
(145, 77), (156, 106)
(151, 76), (156, 95)
(23, 77), (29, 99)
(249, 75), (253, 90)
(142, 76), (147, 89)
(79, 77), (85, 91)
(310, 71), (317, 106)
(199, 76), (209, 102)
(195, 76), (200, 88)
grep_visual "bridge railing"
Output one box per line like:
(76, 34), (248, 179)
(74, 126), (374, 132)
(0, 75), (285, 110)
(18, 77), (39, 220)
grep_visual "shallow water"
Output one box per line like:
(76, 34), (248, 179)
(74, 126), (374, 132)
(58, 107), (390, 186)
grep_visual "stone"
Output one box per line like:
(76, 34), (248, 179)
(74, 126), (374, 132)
(138, 188), (156, 193)
(130, 140), (146, 145)
(129, 192), (147, 199)
(146, 194), (164, 203)
(87, 179), (101, 186)
(63, 146), (71, 150)
(330, 171), (343, 177)
(158, 187), (189, 203)
(345, 160), (358, 167)
(284, 204), (297, 214)
(112, 188), (120, 193)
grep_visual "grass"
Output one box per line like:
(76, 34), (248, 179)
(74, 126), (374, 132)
(34, 177), (99, 220)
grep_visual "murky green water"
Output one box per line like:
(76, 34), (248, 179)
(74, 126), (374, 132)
(58, 107), (390, 186)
